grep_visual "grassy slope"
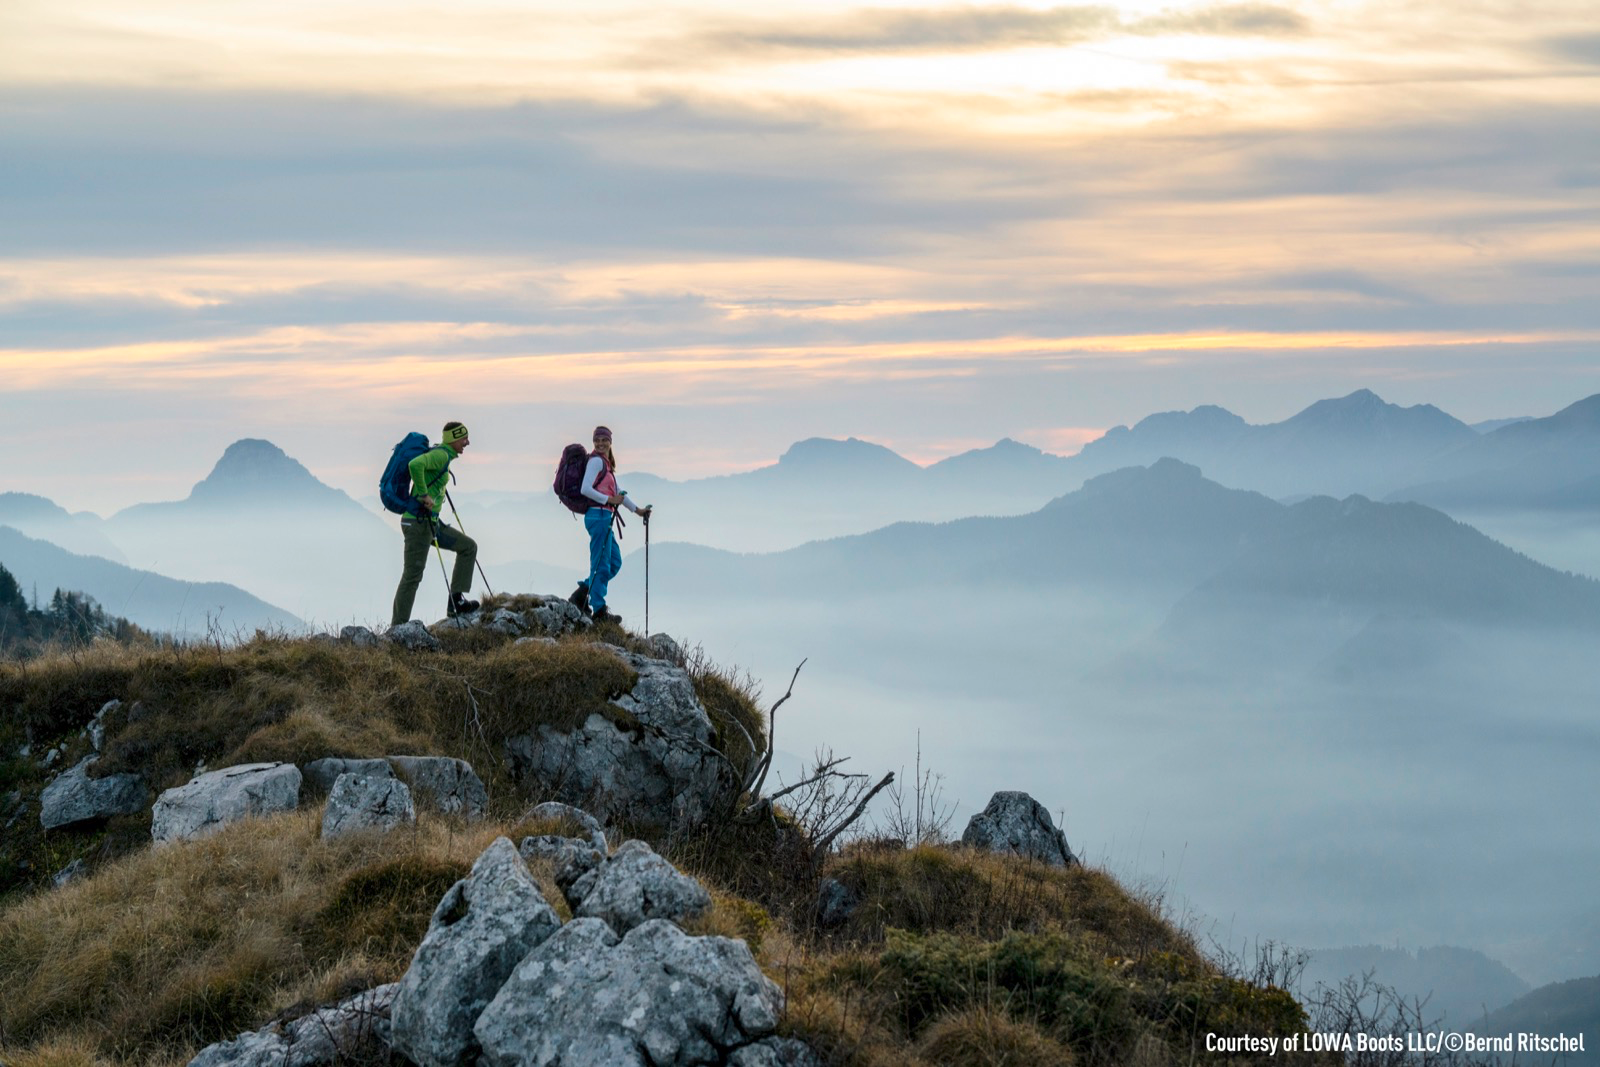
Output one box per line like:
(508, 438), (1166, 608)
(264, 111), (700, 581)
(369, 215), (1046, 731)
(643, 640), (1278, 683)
(0, 606), (1311, 1067)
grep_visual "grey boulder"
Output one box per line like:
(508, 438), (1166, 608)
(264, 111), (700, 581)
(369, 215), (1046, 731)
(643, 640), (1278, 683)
(388, 756), (487, 819)
(321, 773), (416, 839)
(729, 1038), (826, 1067)
(505, 651), (734, 832)
(389, 837), (561, 1067)
(339, 625), (381, 648)
(40, 756), (146, 830)
(960, 790), (1076, 867)
(474, 918), (784, 1067)
(187, 983), (398, 1067)
(385, 620), (442, 651)
(151, 763), (302, 844)
(302, 757), (394, 795)
(527, 596), (591, 636)
(487, 608), (525, 636)
(574, 839), (711, 934)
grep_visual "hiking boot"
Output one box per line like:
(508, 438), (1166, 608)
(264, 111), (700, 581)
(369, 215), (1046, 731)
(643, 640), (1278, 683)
(447, 592), (480, 617)
(591, 608), (622, 626)
(568, 581), (590, 616)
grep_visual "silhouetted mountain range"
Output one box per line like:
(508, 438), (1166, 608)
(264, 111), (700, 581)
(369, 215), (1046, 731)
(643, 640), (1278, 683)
(1073, 389), (1480, 499)
(1388, 394), (1600, 511)
(0, 492), (126, 563)
(0, 525), (301, 635)
(104, 439), (396, 625)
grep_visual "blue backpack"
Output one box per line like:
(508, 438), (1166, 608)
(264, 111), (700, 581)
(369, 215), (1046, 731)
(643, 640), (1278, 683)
(379, 432), (434, 514)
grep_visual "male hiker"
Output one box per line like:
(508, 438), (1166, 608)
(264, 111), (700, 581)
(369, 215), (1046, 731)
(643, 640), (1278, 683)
(391, 421), (480, 625)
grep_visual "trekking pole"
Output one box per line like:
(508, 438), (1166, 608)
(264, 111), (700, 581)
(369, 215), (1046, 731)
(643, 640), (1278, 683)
(444, 489), (495, 597)
(428, 515), (451, 604)
(643, 509), (651, 635)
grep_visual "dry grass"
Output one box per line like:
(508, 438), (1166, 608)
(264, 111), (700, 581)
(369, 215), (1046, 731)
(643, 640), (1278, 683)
(825, 845), (1198, 961)
(1, 625), (765, 898)
(0, 809), (503, 1062)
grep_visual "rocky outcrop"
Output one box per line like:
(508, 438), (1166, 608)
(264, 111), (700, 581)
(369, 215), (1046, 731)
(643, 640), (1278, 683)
(389, 837), (561, 1067)
(388, 756), (488, 819)
(961, 790), (1076, 867)
(39, 756), (146, 830)
(321, 773), (415, 839)
(339, 625), (381, 648)
(504, 651), (734, 831)
(302, 757), (394, 794)
(573, 839), (711, 934)
(151, 763), (302, 844)
(474, 918), (784, 1067)
(187, 983), (398, 1067)
(386, 620), (442, 652)
(525, 597), (591, 637)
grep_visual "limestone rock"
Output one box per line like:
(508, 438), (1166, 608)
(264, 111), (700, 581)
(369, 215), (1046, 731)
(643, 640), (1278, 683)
(526, 800), (608, 851)
(385, 620), (441, 651)
(475, 918), (784, 1067)
(961, 790), (1076, 867)
(187, 983), (398, 1067)
(729, 1037), (826, 1067)
(53, 857), (88, 888)
(339, 625), (380, 648)
(574, 839), (710, 934)
(527, 597), (591, 636)
(151, 763), (302, 844)
(321, 773), (416, 839)
(487, 608), (525, 636)
(302, 757), (394, 795)
(514, 636), (558, 648)
(389, 837), (561, 1067)
(505, 651), (734, 831)
(388, 756), (487, 819)
(40, 756), (147, 830)
(519, 835), (606, 903)
(648, 633), (683, 663)
(88, 698), (119, 752)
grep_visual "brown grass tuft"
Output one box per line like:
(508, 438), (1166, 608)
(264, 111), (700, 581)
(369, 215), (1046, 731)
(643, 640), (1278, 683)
(918, 1005), (1075, 1066)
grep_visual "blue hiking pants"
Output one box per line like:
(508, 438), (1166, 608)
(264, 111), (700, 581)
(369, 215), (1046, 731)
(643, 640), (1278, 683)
(584, 507), (622, 610)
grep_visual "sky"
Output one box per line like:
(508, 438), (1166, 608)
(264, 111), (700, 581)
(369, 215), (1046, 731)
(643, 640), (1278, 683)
(3, 0), (1599, 513)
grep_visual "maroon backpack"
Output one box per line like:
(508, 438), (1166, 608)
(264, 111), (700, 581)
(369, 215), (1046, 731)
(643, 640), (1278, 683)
(553, 444), (595, 513)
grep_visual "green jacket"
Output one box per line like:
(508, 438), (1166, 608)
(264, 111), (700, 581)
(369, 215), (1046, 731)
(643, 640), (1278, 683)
(405, 445), (455, 520)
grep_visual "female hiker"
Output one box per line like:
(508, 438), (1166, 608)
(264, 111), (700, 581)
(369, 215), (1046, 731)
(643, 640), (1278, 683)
(569, 425), (651, 625)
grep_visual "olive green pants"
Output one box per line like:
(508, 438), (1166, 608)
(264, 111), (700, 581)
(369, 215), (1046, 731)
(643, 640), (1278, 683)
(392, 516), (477, 625)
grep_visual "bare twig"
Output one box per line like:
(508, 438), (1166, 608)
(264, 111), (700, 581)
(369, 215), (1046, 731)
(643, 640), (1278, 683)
(812, 771), (895, 861)
(748, 658), (806, 800)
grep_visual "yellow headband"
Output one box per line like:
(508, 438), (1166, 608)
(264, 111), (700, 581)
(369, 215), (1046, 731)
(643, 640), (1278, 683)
(444, 424), (470, 442)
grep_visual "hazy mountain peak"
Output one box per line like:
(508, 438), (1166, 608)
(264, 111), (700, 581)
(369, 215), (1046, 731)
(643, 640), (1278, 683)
(1077, 456), (1207, 496)
(0, 492), (71, 521)
(1545, 392), (1600, 428)
(776, 437), (918, 470)
(189, 438), (342, 502)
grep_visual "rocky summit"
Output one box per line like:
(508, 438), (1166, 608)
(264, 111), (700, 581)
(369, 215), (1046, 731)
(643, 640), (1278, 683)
(1, 591), (1317, 1067)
